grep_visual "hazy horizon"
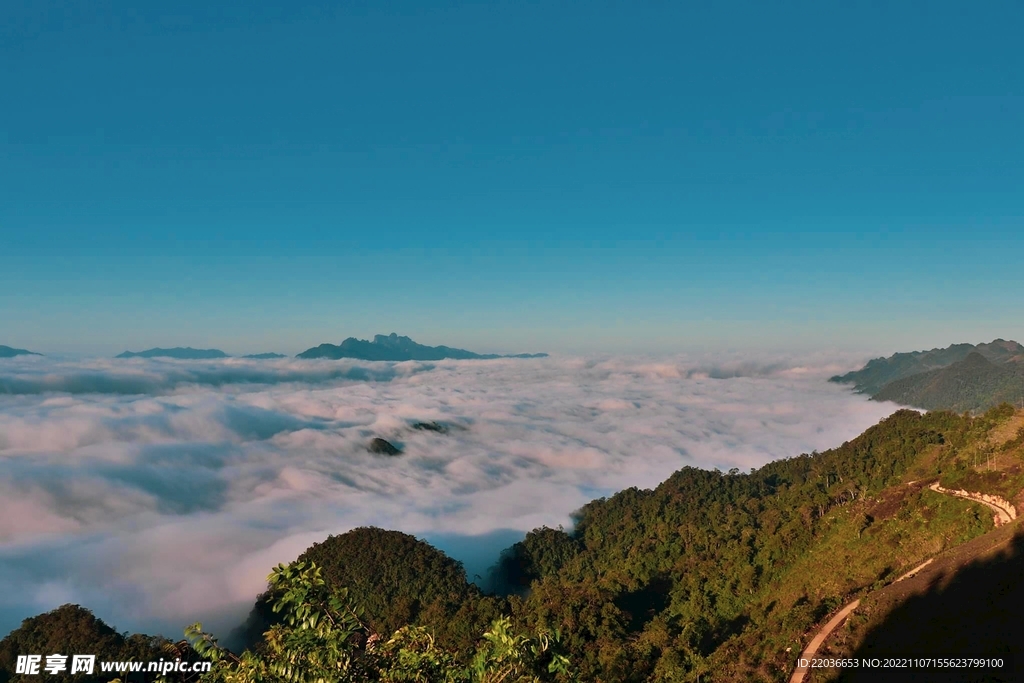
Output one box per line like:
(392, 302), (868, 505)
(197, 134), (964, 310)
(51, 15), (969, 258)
(8, 329), (1024, 363)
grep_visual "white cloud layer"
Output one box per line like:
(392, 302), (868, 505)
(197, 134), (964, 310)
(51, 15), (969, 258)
(0, 353), (899, 639)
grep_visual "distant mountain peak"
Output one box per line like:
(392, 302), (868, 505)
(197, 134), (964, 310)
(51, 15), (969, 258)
(961, 350), (995, 367)
(374, 333), (408, 345)
(296, 334), (546, 361)
(0, 345), (42, 358)
(117, 347), (229, 359)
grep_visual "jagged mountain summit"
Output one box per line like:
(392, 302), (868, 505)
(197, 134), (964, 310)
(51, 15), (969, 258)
(296, 333), (547, 361)
(116, 347), (229, 359)
(0, 345), (42, 358)
(832, 339), (1024, 412)
(242, 353), (286, 359)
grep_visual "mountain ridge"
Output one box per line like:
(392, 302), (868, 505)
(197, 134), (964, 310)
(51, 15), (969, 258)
(873, 351), (1024, 413)
(830, 339), (1024, 395)
(0, 345), (42, 358)
(116, 347), (229, 359)
(831, 339), (1024, 412)
(296, 333), (547, 361)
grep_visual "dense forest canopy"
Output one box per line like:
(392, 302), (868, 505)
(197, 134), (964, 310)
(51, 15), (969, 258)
(0, 605), (193, 683)
(236, 528), (507, 657)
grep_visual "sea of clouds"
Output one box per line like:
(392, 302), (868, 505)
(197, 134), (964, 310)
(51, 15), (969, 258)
(0, 352), (901, 640)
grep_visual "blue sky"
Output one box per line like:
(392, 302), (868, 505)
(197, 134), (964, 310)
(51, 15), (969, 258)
(2, 1), (1022, 356)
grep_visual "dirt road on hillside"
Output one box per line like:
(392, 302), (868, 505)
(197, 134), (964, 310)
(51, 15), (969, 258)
(788, 482), (1017, 683)
(928, 482), (1017, 525)
(787, 558), (934, 683)
(788, 600), (860, 683)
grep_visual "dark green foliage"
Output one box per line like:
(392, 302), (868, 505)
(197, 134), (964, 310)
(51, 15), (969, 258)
(188, 561), (572, 683)
(0, 605), (171, 683)
(273, 528), (503, 656)
(493, 527), (582, 594)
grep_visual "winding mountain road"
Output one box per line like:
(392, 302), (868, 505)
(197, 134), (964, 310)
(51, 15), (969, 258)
(927, 482), (1017, 526)
(787, 558), (933, 683)
(788, 600), (861, 683)
(788, 483), (1017, 683)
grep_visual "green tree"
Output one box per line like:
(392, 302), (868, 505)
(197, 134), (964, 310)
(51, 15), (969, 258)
(186, 561), (572, 683)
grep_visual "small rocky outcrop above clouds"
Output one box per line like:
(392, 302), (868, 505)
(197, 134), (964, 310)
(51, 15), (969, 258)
(412, 421), (449, 434)
(368, 438), (402, 456)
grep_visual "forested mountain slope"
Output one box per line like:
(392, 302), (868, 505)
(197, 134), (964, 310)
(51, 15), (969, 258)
(832, 340), (1024, 412)
(872, 352), (1024, 413)
(497, 408), (1013, 681)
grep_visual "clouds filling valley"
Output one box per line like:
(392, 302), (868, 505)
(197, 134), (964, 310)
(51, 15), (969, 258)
(0, 353), (900, 639)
